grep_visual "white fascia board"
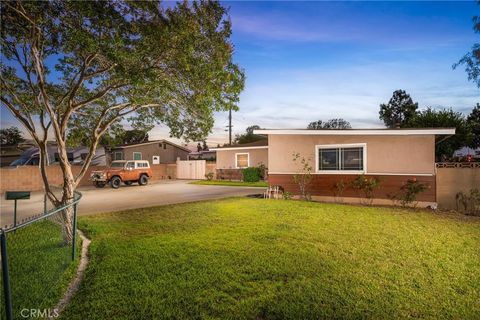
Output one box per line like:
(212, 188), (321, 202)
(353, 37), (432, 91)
(210, 146), (268, 151)
(253, 129), (456, 136)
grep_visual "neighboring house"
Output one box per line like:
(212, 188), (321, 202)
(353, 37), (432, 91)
(250, 128), (456, 207)
(111, 139), (190, 164)
(188, 150), (217, 161)
(211, 140), (268, 180)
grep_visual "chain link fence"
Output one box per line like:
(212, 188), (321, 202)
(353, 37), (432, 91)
(0, 190), (82, 320)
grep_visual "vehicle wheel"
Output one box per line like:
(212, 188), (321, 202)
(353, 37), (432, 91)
(124, 181), (133, 186)
(138, 174), (149, 186)
(110, 176), (122, 189)
(95, 182), (106, 188)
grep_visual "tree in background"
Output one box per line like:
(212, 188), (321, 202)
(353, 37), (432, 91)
(467, 103), (480, 148)
(119, 129), (149, 145)
(202, 140), (209, 151)
(454, 1), (480, 88)
(307, 118), (351, 129)
(0, 126), (25, 145)
(406, 108), (472, 160)
(197, 143), (203, 152)
(234, 125), (265, 144)
(379, 90), (418, 128)
(1, 1), (244, 243)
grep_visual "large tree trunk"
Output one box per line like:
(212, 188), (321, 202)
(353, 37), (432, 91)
(60, 180), (76, 245)
(57, 155), (77, 245)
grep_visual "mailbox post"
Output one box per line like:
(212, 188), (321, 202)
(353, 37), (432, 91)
(5, 191), (30, 228)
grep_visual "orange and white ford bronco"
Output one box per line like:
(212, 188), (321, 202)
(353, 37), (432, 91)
(90, 160), (152, 189)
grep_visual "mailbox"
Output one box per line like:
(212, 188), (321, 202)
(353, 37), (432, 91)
(5, 191), (30, 200)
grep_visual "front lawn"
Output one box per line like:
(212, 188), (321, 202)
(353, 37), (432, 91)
(0, 220), (80, 319)
(190, 180), (268, 187)
(63, 199), (480, 319)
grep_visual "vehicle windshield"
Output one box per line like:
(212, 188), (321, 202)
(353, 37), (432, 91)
(10, 158), (29, 166)
(110, 161), (125, 168)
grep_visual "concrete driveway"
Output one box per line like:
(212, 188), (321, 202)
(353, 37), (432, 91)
(0, 180), (264, 227)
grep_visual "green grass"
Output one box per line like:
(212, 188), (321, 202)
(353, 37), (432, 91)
(190, 180), (268, 187)
(0, 219), (81, 320)
(63, 199), (480, 319)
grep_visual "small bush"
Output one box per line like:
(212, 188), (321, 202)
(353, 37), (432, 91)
(393, 178), (428, 207)
(283, 191), (292, 200)
(205, 172), (214, 181)
(352, 175), (381, 205)
(456, 188), (480, 216)
(242, 167), (262, 182)
(333, 179), (346, 202)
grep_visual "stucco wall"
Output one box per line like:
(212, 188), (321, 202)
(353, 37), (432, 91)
(113, 142), (189, 164)
(268, 134), (435, 175)
(216, 148), (268, 169)
(436, 166), (480, 210)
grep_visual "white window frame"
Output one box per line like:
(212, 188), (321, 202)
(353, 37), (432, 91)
(235, 152), (250, 169)
(315, 143), (367, 174)
(133, 152), (142, 160)
(114, 151), (123, 161)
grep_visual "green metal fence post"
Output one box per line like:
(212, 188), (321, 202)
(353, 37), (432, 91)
(13, 200), (17, 228)
(44, 193), (47, 215)
(1, 230), (13, 320)
(71, 203), (78, 261)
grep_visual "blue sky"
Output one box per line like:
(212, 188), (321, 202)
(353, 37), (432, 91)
(1, 1), (479, 146)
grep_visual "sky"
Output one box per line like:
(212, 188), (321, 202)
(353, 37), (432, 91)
(1, 1), (479, 147)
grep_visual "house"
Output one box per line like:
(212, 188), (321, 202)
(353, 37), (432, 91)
(214, 128), (456, 207)
(111, 139), (190, 164)
(211, 140), (268, 180)
(253, 128), (456, 207)
(187, 150), (217, 161)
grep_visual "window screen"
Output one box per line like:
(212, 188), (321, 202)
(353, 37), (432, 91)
(236, 153), (249, 168)
(318, 146), (364, 171)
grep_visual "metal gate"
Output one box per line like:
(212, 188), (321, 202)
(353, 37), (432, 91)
(176, 160), (206, 180)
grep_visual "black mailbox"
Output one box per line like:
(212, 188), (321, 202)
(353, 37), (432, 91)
(5, 191), (31, 200)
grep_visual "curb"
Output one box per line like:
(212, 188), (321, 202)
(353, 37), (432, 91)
(50, 230), (91, 319)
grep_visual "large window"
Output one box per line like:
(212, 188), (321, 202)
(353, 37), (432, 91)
(133, 152), (142, 160)
(316, 144), (365, 173)
(235, 153), (249, 168)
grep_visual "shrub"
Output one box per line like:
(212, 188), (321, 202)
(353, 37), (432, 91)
(242, 167), (262, 182)
(333, 179), (346, 202)
(352, 175), (381, 205)
(205, 172), (214, 181)
(292, 152), (313, 200)
(283, 191), (292, 200)
(393, 178), (428, 207)
(456, 188), (480, 216)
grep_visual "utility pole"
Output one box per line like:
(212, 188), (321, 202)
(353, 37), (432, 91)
(225, 107), (232, 145)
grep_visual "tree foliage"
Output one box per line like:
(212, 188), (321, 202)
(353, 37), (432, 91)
(307, 118), (351, 130)
(379, 90), (418, 128)
(0, 0), (244, 243)
(0, 126), (25, 145)
(454, 1), (480, 88)
(406, 108), (472, 160)
(234, 125), (265, 144)
(467, 103), (480, 148)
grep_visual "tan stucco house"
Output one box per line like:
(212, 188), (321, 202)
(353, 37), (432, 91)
(214, 128), (456, 207)
(111, 139), (190, 164)
(211, 140), (268, 180)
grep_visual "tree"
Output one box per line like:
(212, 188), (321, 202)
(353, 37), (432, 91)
(0, 126), (25, 145)
(454, 2), (480, 88)
(379, 90), (418, 128)
(406, 108), (472, 160)
(234, 125), (265, 144)
(119, 129), (149, 145)
(467, 103), (480, 148)
(1, 1), (244, 243)
(307, 118), (351, 129)
(202, 140), (209, 151)
(197, 142), (202, 152)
